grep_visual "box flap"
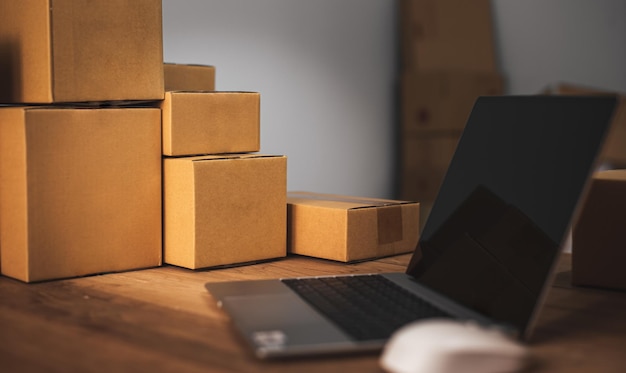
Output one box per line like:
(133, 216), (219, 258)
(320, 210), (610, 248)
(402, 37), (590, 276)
(185, 154), (284, 162)
(287, 191), (415, 210)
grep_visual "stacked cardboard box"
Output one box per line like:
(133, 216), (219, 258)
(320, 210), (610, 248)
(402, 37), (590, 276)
(0, 0), (287, 281)
(164, 63), (216, 92)
(0, 0), (166, 283)
(0, 0), (164, 282)
(0, 1), (164, 103)
(397, 0), (504, 226)
(161, 89), (287, 269)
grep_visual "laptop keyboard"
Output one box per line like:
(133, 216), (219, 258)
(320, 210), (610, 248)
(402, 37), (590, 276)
(282, 274), (451, 341)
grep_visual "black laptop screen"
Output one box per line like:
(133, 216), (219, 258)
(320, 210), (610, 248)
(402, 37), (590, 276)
(406, 95), (616, 335)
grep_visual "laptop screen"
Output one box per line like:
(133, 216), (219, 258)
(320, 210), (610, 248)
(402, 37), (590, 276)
(406, 95), (616, 335)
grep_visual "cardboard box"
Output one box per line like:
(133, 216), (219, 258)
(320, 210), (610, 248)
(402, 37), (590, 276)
(400, 71), (503, 132)
(572, 170), (626, 291)
(399, 132), (460, 204)
(287, 192), (420, 262)
(0, 0), (164, 103)
(398, 0), (497, 72)
(161, 91), (260, 156)
(164, 63), (216, 92)
(544, 83), (626, 166)
(0, 106), (162, 282)
(399, 132), (459, 229)
(163, 154), (287, 269)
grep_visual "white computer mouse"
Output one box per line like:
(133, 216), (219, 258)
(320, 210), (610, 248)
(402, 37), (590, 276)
(380, 319), (529, 373)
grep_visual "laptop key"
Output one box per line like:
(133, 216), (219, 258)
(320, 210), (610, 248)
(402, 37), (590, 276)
(282, 274), (451, 341)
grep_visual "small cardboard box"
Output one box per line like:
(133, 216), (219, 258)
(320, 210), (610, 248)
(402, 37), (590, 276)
(400, 71), (503, 132)
(544, 83), (626, 166)
(0, 0), (164, 103)
(398, 0), (497, 72)
(287, 192), (420, 262)
(164, 63), (216, 92)
(0, 106), (162, 282)
(161, 91), (260, 156)
(572, 170), (626, 291)
(163, 154), (287, 269)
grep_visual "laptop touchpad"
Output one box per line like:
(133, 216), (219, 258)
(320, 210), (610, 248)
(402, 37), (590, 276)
(222, 293), (351, 346)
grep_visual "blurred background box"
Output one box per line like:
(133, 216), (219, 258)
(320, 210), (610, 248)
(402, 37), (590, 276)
(164, 63), (216, 92)
(400, 71), (503, 132)
(399, 132), (460, 203)
(398, 0), (497, 73)
(0, 0), (164, 103)
(396, 0), (503, 219)
(397, 70), (503, 221)
(572, 170), (626, 291)
(0, 106), (162, 282)
(161, 91), (260, 156)
(163, 154), (287, 269)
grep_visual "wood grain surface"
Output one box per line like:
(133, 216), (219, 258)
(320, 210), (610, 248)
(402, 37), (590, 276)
(1, 253), (625, 373)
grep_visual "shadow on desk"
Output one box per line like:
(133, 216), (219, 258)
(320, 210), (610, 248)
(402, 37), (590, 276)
(526, 266), (626, 373)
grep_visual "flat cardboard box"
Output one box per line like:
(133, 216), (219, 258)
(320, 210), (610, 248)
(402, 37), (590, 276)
(287, 192), (420, 262)
(161, 91), (260, 156)
(400, 71), (503, 132)
(0, 106), (162, 282)
(0, 0), (164, 103)
(398, 0), (497, 72)
(164, 63), (216, 92)
(544, 83), (626, 166)
(164, 154), (287, 269)
(572, 170), (626, 291)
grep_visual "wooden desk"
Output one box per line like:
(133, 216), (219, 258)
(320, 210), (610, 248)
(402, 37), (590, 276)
(1, 253), (625, 373)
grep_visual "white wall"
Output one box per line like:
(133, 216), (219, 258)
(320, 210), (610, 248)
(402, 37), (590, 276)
(162, 1), (626, 200)
(492, 0), (626, 95)
(162, 0), (397, 199)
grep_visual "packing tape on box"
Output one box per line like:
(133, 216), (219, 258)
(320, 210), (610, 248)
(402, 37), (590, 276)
(377, 205), (404, 245)
(287, 192), (409, 207)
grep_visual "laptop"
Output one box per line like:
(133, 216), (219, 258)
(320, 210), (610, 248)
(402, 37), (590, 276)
(205, 95), (617, 359)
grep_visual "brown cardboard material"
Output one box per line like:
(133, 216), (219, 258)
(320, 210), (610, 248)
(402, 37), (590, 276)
(400, 71), (503, 132)
(164, 63), (216, 92)
(544, 83), (626, 166)
(400, 133), (460, 203)
(572, 170), (626, 291)
(161, 91), (260, 156)
(398, 0), (497, 72)
(398, 71), (502, 226)
(163, 154), (287, 269)
(0, 0), (164, 103)
(0, 106), (162, 282)
(287, 192), (420, 262)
